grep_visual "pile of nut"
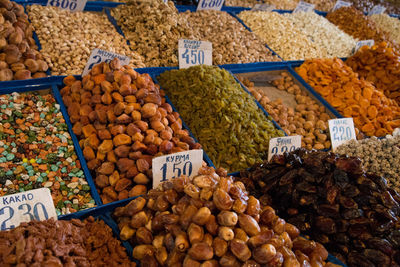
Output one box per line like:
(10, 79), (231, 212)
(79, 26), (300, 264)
(0, 216), (135, 266)
(238, 11), (328, 60)
(111, 0), (193, 67)
(224, 0), (259, 7)
(180, 10), (279, 65)
(263, 0), (298, 10)
(0, 0), (48, 81)
(113, 166), (339, 266)
(27, 5), (145, 75)
(240, 72), (333, 150)
(112, 1), (279, 67)
(60, 59), (200, 203)
(346, 42), (400, 105)
(336, 135), (400, 191)
(285, 11), (357, 58)
(370, 14), (400, 45)
(237, 149), (400, 266)
(326, 7), (395, 46)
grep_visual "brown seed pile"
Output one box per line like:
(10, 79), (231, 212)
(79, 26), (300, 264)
(0, 216), (135, 266)
(113, 166), (340, 267)
(238, 149), (400, 266)
(0, 0), (48, 81)
(60, 59), (200, 204)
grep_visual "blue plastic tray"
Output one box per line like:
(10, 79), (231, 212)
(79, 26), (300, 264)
(0, 82), (102, 217)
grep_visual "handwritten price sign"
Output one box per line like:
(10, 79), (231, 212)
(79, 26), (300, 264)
(152, 150), (203, 188)
(197, 0), (225, 11)
(178, 39), (212, 69)
(47, 0), (87, 12)
(0, 188), (57, 231)
(268, 136), (302, 161)
(82, 49), (130, 76)
(329, 118), (356, 151)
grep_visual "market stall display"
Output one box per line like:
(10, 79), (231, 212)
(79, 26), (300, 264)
(346, 42), (400, 105)
(0, 0), (49, 81)
(0, 90), (95, 215)
(60, 59), (201, 204)
(284, 11), (357, 58)
(238, 71), (334, 150)
(111, 1), (279, 67)
(157, 65), (284, 173)
(237, 149), (400, 266)
(113, 166), (341, 267)
(296, 58), (400, 137)
(336, 134), (400, 191)
(326, 7), (396, 47)
(238, 11), (328, 60)
(27, 5), (145, 75)
(0, 216), (135, 266)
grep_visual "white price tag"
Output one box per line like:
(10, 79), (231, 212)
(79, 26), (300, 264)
(332, 0), (352, 11)
(83, 49), (130, 76)
(0, 188), (57, 231)
(47, 0), (87, 12)
(354, 40), (374, 53)
(251, 3), (275, 11)
(329, 118), (356, 152)
(268, 136), (302, 161)
(197, 0), (225, 11)
(178, 39), (212, 69)
(293, 1), (315, 13)
(152, 150), (203, 189)
(368, 5), (386, 15)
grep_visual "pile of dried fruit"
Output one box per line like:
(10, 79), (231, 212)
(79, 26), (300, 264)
(0, 216), (135, 266)
(0, 0), (49, 81)
(113, 166), (340, 267)
(60, 59), (200, 203)
(326, 7), (394, 46)
(239, 72), (333, 150)
(157, 65), (284, 172)
(346, 42), (400, 105)
(296, 58), (400, 137)
(237, 149), (400, 266)
(336, 134), (400, 191)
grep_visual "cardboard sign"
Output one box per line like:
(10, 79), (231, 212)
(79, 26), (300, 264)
(332, 0), (352, 11)
(82, 49), (130, 76)
(354, 40), (374, 53)
(47, 0), (87, 12)
(197, 0), (225, 11)
(152, 150), (203, 188)
(178, 39), (212, 69)
(293, 1), (315, 13)
(251, 3), (275, 11)
(0, 188), (57, 231)
(368, 5), (386, 15)
(329, 118), (356, 151)
(268, 136), (302, 161)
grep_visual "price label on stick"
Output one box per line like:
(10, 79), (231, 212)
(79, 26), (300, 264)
(47, 0), (87, 12)
(329, 118), (356, 152)
(293, 1), (315, 13)
(178, 39), (212, 69)
(152, 150), (203, 189)
(332, 0), (352, 11)
(251, 3), (275, 11)
(197, 0), (225, 11)
(268, 136), (302, 161)
(368, 5), (386, 15)
(354, 40), (374, 53)
(0, 188), (57, 231)
(82, 48), (130, 76)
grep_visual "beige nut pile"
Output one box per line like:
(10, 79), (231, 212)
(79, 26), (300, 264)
(238, 11), (327, 60)
(224, 0), (259, 7)
(370, 14), (400, 45)
(240, 72), (332, 150)
(27, 5), (145, 75)
(181, 10), (279, 65)
(263, 0), (298, 10)
(112, 0), (193, 67)
(285, 12), (357, 58)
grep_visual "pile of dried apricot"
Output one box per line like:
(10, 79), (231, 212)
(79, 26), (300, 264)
(296, 58), (400, 137)
(346, 42), (400, 106)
